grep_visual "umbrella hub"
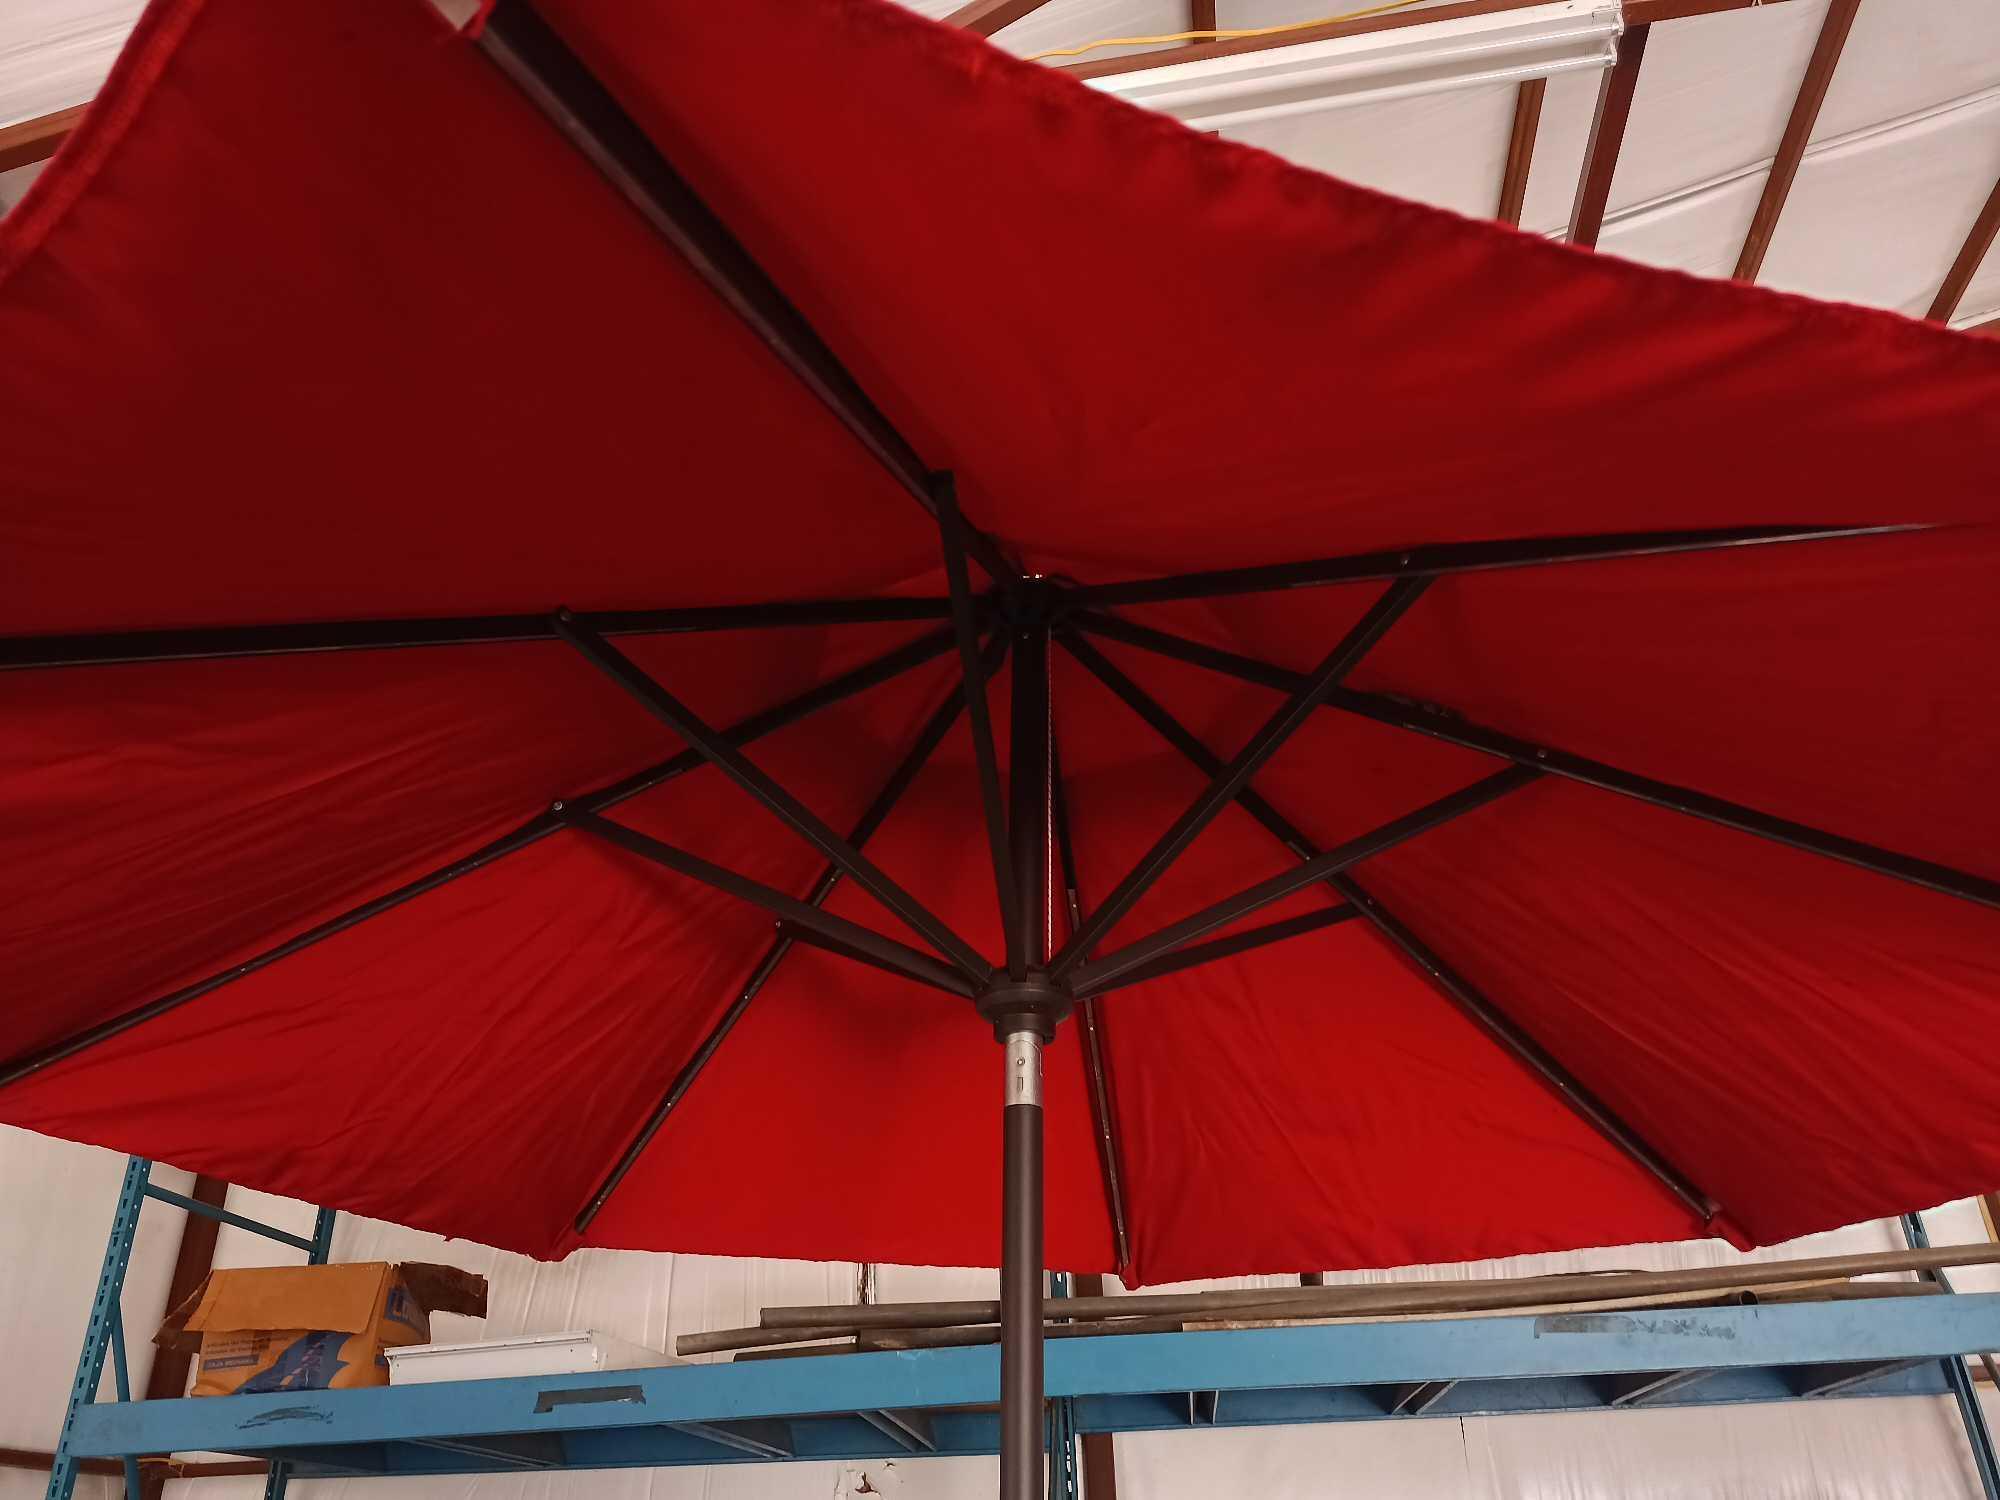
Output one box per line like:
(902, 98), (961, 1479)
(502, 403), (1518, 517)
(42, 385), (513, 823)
(974, 970), (1072, 1043)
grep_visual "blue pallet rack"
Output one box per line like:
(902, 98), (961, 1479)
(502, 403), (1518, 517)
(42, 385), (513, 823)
(46, 1157), (2000, 1497)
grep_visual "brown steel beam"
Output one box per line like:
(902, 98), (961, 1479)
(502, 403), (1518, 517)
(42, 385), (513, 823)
(0, 105), (85, 174)
(1568, 22), (1650, 248)
(946, 0), (1060, 37)
(0, 1450), (264, 1481)
(1928, 173), (2000, 324)
(1190, 0), (1219, 31)
(143, 1176), (226, 1401)
(141, 1174), (230, 1498)
(1061, 0), (1550, 80)
(1497, 78), (1546, 227)
(1734, 0), (1862, 282)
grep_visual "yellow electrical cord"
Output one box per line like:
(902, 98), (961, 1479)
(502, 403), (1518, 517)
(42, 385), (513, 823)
(1025, 0), (1439, 63)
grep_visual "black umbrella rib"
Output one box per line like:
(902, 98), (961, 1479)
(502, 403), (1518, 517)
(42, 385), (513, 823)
(1063, 523), (1927, 608)
(572, 634), (1006, 1235)
(554, 611), (992, 982)
(0, 627), (956, 1093)
(936, 475), (1023, 976)
(0, 598), (962, 672)
(476, 0), (1011, 583)
(1048, 731), (1133, 1274)
(1080, 904), (1363, 997)
(1071, 609), (2000, 913)
(1068, 767), (1539, 999)
(1058, 629), (1717, 1224)
(557, 810), (976, 999)
(1329, 872), (1716, 1223)
(1047, 577), (1430, 983)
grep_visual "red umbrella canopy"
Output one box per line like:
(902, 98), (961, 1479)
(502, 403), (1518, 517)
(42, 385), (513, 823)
(1, 0), (1998, 1287)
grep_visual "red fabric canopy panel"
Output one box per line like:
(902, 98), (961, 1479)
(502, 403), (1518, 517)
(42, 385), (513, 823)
(1, 0), (1997, 1285)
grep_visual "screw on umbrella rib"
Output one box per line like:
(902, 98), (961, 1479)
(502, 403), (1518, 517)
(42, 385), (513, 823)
(0, 627), (956, 1094)
(1049, 732), (1133, 1274)
(1067, 767), (1540, 999)
(552, 612), (993, 982)
(934, 474), (1023, 976)
(476, 0), (1011, 582)
(571, 641), (1001, 1234)
(1048, 578), (1430, 983)
(1056, 627), (1721, 1224)
(1062, 523), (1925, 608)
(1067, 609), (2000, 914)
(558, 810), (977, 999)
(0, 596), (961, 673)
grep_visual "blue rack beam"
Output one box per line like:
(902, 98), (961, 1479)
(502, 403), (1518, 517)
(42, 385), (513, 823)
(62, 1295), (2000, 1478)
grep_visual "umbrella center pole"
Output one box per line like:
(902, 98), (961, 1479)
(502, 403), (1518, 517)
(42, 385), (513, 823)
(1002, 1024), (1046, 1500)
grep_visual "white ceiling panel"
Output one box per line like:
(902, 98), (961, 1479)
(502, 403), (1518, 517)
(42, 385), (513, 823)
(1817, 0), (2000, 141)
(1758, 92), (2000, 317)
(1516, 65), (1605, 235)
(0, 0), (139, 128)
(1594, 165), (1763, 280)
(1602, 0), (1828, 209)
(990, 0), (1186, 64)
(1221, 79), (1520, 220)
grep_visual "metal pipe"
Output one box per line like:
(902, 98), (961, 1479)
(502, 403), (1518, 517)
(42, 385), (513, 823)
(0, 596), (960, 672)
(762, 1241), (2000, 1331)
(0, 626), (957, 1092)
(1048, 577), (1427, 981)
(477, 0), (1012, 580)
(1067, 767), (1539, 997)
(552, 612), (992, 982)
(1059, 523), (1916, 609)
(1008, 623), (1051, 976)
(1001, 1030), (1045, 1500)
(1067, 609), (2000, 914)
(699, 1279), (1944, 1358)
(574, 645), (1002, 1234)
(1902, 1213), (2000, 1500)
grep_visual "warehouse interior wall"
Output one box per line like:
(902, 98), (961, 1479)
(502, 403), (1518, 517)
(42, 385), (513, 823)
(6, 1124), (1999, 1499)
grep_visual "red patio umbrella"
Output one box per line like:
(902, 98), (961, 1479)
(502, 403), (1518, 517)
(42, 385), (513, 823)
(3, 0), (1999, 1491)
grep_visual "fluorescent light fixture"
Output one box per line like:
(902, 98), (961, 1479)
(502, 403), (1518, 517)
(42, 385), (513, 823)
(1085, 2), (1623, 131)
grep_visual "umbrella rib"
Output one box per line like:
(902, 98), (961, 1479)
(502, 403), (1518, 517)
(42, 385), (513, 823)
(0, 596), (962, 672)
(1050, 719), (1134, 1274)
(1047, 578), (1430, 983)
(553, 611), (994, 983)
(936, 474), (1023, 976)
(0, 626), (957, 1094)
(1068, 767), (1539, 999)
(1070, 609), (2000, 914)
(558, 810), (977, 999)
(1063, 522), (1929, 609)
(1058, 627), (1717, 1224)
(571, 634), (1007, 1236)
(475, 0), (1012, 583)
(1079, 904), (1364, 997)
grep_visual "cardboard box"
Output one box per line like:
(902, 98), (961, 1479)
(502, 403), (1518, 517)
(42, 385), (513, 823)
(156, 1262), (487, 1397)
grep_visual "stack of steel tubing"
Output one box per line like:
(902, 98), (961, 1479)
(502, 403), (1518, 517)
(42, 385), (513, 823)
(675, 1243), (2000, 1359)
